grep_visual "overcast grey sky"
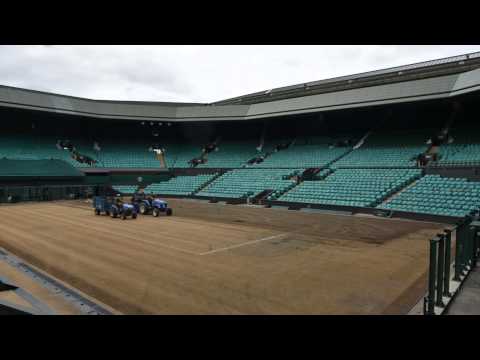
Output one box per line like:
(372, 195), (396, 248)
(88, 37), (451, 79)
(1, 45), (480, 103)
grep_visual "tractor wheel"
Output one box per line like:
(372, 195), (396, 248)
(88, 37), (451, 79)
(152, 208), (160, 217)
(95, 209), (100, 215)
(139, 204), (147, 215)
(166, 208), (173, 216)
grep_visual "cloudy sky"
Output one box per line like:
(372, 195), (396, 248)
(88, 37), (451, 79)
(1, 45), (480, 103)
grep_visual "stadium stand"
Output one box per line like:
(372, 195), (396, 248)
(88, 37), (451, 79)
(434, 128), (480, 166)
(378, 175), (480, 217)
(197, 141), (260, 168)
(0, 135), (97, 167)
(94, 140), (158, 168)
(0, 135), (161, 168)
(112, 185), (139, 195)
(0, 159), (84, 178)
(312, 168), (333, 179)
(197, 168), (301, 199)
(277, 168), (422, 207)
(253, 136), (352, 168)
(166, 143), (204, 168)
(332, 130), (430, 168)
(143, 174), (218, 196)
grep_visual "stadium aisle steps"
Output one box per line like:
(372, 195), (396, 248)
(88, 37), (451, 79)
(192, 172), (225, 194)
(376, 177), (421, 207)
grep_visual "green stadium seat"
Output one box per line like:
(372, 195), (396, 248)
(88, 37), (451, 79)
(143, 174), (218, 196)
(378, 174), (480, 217)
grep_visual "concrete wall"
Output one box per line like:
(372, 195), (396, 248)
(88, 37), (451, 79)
(426, 166), (480, 181)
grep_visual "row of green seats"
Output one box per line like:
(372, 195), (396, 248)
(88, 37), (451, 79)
(256, 146), (348, 168)
(278, 168), (421, 207)
(197, 168), (301, 199)
(112, 185), (139, 195)
(434, 127), (480, 166)
(196, 141), (261, 168)
(0, 158), (84, 177)
(143, 174), (217, 196)
(166, 143), (203, 168)
(332, 130), (430, 168)
(378, 174), (480, 217)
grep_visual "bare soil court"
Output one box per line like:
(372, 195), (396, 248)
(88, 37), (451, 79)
(0, 199), (445, 314)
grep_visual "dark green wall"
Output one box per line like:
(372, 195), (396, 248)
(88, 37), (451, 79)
(84, 173), (171, 186)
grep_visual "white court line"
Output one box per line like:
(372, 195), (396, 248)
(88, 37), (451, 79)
(142, 241), (200, 256)
(199, 232), (289, 256)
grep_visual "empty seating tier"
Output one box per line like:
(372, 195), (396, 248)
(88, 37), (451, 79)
(197, 141), (260, 168)
(378, 175), (480, 217)
(254, 137), (352, 168)
(277, 168), (422, 207)
(112, 185), (139, 195)
(332, 130), (430, 168)
(0, 135), (97, 168)
(166, 143), (203, 168)
(197, 168), (301, 199)
(310, 168), (333, 180)
(0, 159), (84, 178)
(143, 174), (217, 196)
(434, 128), (480, 166)
(95, 140), (159, 168)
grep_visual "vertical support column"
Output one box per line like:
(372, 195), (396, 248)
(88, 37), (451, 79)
(427, 238), (438, 315)
(454, 222), (465, 281)
(470, 212), (479, 268)
(467, 220), (478, 269)
(454, 222), (464, 281)
(473, 225), (479, 268)
(443, 229), (452, 297)
(435, 234), (445, 307)
(464, 216), (473, 270)
(466, 223), (473, 269)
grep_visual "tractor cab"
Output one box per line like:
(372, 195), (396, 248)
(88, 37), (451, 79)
(134, 195), (173, 217)
(152, 198), (168, 209)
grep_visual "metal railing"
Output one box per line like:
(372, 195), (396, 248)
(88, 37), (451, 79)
(424, 210), (480, 315)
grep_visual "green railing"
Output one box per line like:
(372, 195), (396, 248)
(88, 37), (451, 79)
(424, 211), (480, 315)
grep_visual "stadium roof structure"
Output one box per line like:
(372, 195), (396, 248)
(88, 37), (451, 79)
(1, 51), (480, 122)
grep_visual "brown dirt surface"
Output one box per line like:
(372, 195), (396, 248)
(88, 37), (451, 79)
(0, 199), (445, 314)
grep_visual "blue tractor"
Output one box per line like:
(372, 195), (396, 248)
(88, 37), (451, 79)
(93, 196), (138, 220)
(132, 193), (173, 217)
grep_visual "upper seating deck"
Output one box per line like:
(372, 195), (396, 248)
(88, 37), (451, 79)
(332, 130), (431, 168)
(252, 135), (354, 169)
(434, 126), (480, 166)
